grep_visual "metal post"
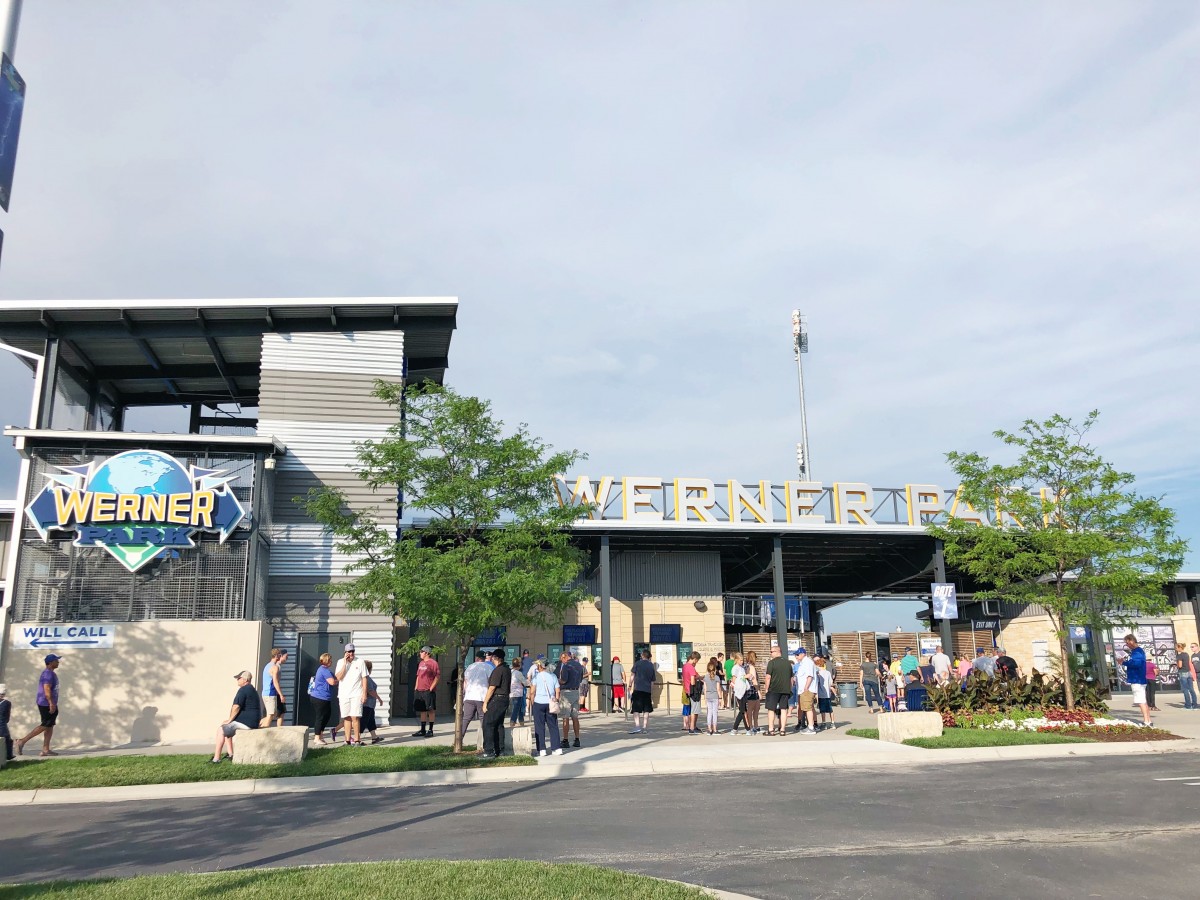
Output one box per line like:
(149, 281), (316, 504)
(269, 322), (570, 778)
(791, 310), (812, 481)
(0, 0), (21, 61)
(599, 534), (612, 714)
(934, 539), (955, 656)
(1189, 585), (1200, 650)
(772, 536), (788, 651)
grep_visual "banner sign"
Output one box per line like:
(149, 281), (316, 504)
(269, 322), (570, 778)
(11, 623), (116, 650)
(562, 624), (596, 645)
(932, 583), (958, 620)
(649, 624), (682, 644)
(24, 449), (247, 573)
(473, 626), (507, 646)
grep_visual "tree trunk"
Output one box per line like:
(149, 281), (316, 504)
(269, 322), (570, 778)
(451, 642), (468, 753)
(1053, 614), (1076, 711)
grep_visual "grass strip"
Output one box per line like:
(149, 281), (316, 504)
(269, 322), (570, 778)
(0, 860), (711, 899)
(903, 730), (1093, 749)
(846, 728), (879, 740)
(0, 744), (533, 791)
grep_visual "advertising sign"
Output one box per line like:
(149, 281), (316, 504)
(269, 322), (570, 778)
(562, 624), (596, 645)
(919, 637), (940, 658)
(473, 626), (507, 646)
(932, 583), (958, 620)
(649, 624), (681, 644)
(0, 54), (25, 212)
(11, 623), (116, 650)
(24, 449), (247, 573)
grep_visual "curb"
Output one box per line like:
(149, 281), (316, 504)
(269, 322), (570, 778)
(2, 737), (1196, 807)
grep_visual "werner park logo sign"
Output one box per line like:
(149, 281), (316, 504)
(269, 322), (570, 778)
(24, 449), (247, 572)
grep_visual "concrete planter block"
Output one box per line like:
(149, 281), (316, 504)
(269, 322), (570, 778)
(878, 711), (943, 744)
(510, 725), (534, 756)
(233, 726), (311, 765)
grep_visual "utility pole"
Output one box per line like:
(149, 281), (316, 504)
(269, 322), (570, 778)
(791, 310), (811, 481)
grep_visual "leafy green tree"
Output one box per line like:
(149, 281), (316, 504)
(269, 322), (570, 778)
(929, 411), (1187, 710)
(302, 382), (591, 752)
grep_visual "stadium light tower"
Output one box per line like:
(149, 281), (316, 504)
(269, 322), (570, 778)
(791, 310), (811, 481)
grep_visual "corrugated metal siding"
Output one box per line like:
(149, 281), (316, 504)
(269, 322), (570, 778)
(258, 372), (400, 424)
(258, 421), (394, 470)
(271, 630), (300, 725)
(268, 523), (372, 577)
(588, 551), (723, 600)
(352, 629), (393, 722)
(261, 332), (405, 377)
(267, 576), (394, 629)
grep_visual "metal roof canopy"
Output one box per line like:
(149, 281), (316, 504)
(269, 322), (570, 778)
(573, 526), (949, 600)
(0, 297), (458, 409)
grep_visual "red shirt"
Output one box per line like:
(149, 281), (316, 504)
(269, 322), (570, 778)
(415, 658), (440, 692)
(682, 662), (698, 692)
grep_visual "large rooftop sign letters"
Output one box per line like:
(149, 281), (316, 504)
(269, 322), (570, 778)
(553, 475), (1028, 529)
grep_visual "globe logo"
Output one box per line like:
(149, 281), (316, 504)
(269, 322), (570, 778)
(24, 448), (248, 573)
(88, 450), (193, 497)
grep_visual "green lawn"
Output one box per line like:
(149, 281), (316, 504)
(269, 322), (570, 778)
(0, 861), (709, 900)
(845, 726), (1093, 749)
(0, 744), (533, 791)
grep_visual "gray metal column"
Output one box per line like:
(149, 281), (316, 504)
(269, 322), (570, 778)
(599, 534), (612, 714)
(35, 336), (59, 429)
(0, 0), (22, 61)
(772, 536), (788, 651)
(934, 539), (954, 656)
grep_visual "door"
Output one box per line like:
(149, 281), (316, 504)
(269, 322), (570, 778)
(295, 632), (351, 726)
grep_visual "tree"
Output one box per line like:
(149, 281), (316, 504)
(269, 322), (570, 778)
(929, 411), (1188, 710)
(302, 381), (591, 752)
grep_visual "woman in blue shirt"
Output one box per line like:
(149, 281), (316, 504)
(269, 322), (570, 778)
(308, 652), (338, 744)
(529, 658), (562, 757)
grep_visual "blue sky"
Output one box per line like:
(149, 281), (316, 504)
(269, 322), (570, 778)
(1, 3), (1196, 632)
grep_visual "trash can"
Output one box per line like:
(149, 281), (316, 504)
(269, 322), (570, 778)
(838, 682), (858, 708)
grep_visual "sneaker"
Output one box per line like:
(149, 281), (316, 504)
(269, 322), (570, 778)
(208, 757), (222, 764)
(552, 748), (564, 755)
(804, 727), (816, 734)
(572, 738), (580, 748)
(560, 739), (569, 749)
(479, 753), (496, 760)
(410, 730), (426, 738)
(628, 728), (642, 734)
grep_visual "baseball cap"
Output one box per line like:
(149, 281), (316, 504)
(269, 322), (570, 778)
(475, 650), (487, 660)
(420, 645), (433, 654)
(793, 647), (806, 656)
(489, 648), (506, 661)
(904, 647), (913, 652)
(44, 654), (62, 664)
(344, 643), (356, 653)
(976, 648), (984, 654)
(234, 670), (253, 680)
(0, 683), (7, 696)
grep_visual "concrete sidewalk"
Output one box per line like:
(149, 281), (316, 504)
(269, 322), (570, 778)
(3, 695), (1198, 806)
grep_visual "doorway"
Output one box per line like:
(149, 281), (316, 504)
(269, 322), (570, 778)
(295, 632), (351, 726)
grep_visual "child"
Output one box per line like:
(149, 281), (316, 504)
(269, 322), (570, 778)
(361, 660), (382, 744)
(815, 658), (834, 730)
(885, 670), (899, 712)
(704, 658), (722, 734)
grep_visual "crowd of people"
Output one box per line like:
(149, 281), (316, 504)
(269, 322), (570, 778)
(855, 644), (1023, 713)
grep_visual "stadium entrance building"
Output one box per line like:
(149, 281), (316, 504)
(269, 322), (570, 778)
(0, 298), (456, 745)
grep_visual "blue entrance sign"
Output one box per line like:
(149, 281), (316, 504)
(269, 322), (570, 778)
(563, 624), (596, 645)
(649, 624), (681, 644)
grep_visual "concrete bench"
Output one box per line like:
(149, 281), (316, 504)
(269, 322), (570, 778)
(510, 724), (534, 756)
(233, 725), (311, 765)
(878, 711), (943, 743)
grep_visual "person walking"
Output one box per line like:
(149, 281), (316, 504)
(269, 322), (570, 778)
(16, 654), (62, 758)
(459, 650), (492, 745)
(558, 651), (585, 748)
(703, 658), (722, 734)
(730, 653), (750, 734)
(308, 652), (337, 744)
(859, 651), (883, 713)
(629, 648), (657, 735)
(508, 657), (528, 726)
(529, 657), (563, 756)
(885, 668), (900, 712)
(0, 683), (12, 762)
(334, 643), (369, 745)
(210, 670), (261, 762)
(764, 644), (793, 736)
(261, 648), (287, 727)
(994, 648), (1021, 680)
(743, 651), (762, 734)
(793, 647), (817, 734)
(412, 646), (440, 738)
(931, 645), (952, 685)
(1145, 656), (1159, 711)
(972, 647), (995, 677)
(1177, 643), (1198, 709)
(610, 656), (626, 713)
(481, 648), (511, 759)
(723, 652), (736, 710)
(579, 658), (591, 712)
(1119, 633), (1153, 727)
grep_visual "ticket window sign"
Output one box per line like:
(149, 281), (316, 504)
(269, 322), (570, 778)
(563, 625), (596, 645)
(649, 624), (681, 644)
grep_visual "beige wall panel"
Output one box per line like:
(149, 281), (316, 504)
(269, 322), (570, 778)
(1171, 615), (1198, 649)
(258, 371), (400, 424)
(998, 615), (1058, 676)
(1, 620), (270, 748)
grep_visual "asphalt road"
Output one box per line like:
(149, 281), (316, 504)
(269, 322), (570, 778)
(3, 753), (1200, 899)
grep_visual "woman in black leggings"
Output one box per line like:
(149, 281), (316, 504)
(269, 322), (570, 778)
(308, 652), (338, 743)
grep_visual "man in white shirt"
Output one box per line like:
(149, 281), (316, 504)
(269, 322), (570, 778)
(931, 645), (952, 685)
(459, 650), (493, 744)
(334, 643), (368, 746)
(793, 648), (817, 734)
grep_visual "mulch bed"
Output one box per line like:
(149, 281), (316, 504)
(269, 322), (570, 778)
(1056, 727), (1184, 742)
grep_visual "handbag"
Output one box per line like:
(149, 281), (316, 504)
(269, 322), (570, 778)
(689, 679), (703, 703)
(306, 675), (316, 695)
(549, 696), (560, 715)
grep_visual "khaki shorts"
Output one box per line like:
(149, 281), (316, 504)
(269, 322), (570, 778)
(339, 695), (364, 719)
(1130, 683), (1147, 706)
(798, 691), (816, 712)
(560, 689), (581, 717)
(263, 695), (279, 717)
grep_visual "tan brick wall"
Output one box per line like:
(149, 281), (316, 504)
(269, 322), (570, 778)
(1171, 615), (1199, 649)
(998, 615), (1059, 676)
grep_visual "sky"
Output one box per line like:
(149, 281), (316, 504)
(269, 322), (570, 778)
(1, 2), (1197, 633)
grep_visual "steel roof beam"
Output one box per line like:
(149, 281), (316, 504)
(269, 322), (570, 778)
(0, 314), (454, 342)
(196, 310), (240, 401)
(120, 312), (179, 396)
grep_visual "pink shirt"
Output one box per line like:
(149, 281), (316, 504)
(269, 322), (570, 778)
(956, 660), (971, 679)
(682, 662), (698, 692)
